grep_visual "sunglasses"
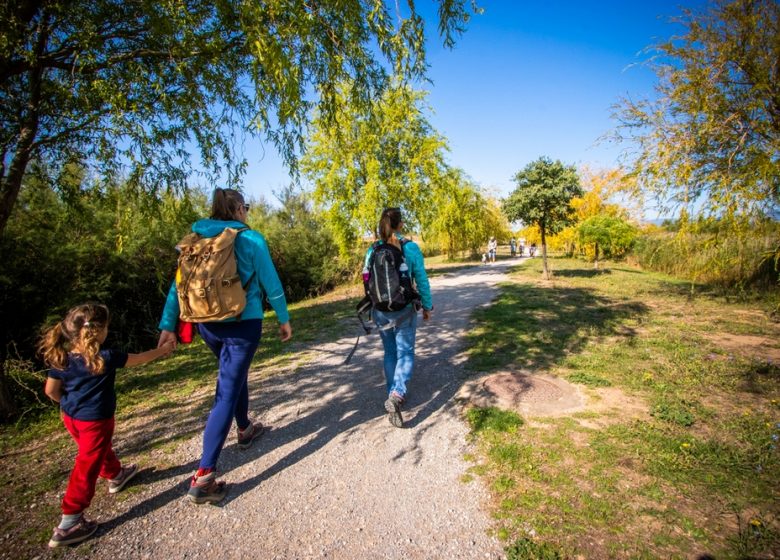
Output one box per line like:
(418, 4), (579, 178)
(242, 204), (250, 211)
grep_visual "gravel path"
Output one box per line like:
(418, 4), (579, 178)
(60, 260), (519, 560)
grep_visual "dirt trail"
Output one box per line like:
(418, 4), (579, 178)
(58, 260), (521, 560)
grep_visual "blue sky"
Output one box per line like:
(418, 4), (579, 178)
(237, 1), (710, 216)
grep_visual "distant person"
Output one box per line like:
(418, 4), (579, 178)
(529, 242), (537, 257)
(487, 237), (498, 263)
(509, 237), (517, 257)
(157, 188), (292, 504)
(363, 207), (432, 428)
(40, 303), (174, 548)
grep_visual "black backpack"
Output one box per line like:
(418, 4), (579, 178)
(364, 240), (419, 312)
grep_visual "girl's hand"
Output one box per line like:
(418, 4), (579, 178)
(160, 339), (176, 356)
(158, 330), (177, 351)
(279, 322), (292, 342)
(423, 307), (432, 321)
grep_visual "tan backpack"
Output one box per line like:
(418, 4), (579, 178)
(175, 227), (252, 322)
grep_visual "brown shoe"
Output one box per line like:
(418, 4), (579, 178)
(384, 395), (404, 428)
(48, 516), (98, 548)
(187, 471), (228, 505)
(237, 421), (266, 450)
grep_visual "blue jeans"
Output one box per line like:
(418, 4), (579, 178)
(197, 319), (262, 469)
(373, 307), (417, 400)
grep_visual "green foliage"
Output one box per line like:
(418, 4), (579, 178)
(503, 157), (583, 236)
(425, 169), (511, 258)
(0, 173), (351, 420)
(466, 407), (524, 434)
(0, 0), (477, 235)
(503, 157), (583, 278)
(614, 0), (780, 220)
(249, 186), (355, 300)
(578, 214), (638, 263)
(302, 82), (451, 255)
(505, 538), (562, 560)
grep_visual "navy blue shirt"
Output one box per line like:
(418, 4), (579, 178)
(48, 349), (128, 421)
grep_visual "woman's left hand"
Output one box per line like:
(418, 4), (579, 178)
(279, 322), (292, 342)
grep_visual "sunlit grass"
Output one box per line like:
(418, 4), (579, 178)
(465, 257), (780, 558)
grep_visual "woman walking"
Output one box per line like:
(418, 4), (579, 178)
(157, 188), (292, 504)
(364, 208), (433, 428)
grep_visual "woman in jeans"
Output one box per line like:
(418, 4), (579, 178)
(157, 188), (292, 504)
(364, 208), (433, 428)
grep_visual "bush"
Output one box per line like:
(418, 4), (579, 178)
(252, 187), (357, 301)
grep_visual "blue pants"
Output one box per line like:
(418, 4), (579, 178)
(197, 319), (262, 470)
(373, 307), (417, 400)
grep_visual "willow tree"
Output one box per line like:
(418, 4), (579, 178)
(425, 168), (510, 259)
(503, 157), (582, 280)
(301, 82), (451, 255)
(0, 0), (479, 238)
(614, 0), (780, 219)
(0, 0), (477, 420)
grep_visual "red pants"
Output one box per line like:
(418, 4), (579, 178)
(61, 413), (122, 515)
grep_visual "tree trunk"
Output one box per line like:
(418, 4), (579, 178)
(541, 226), (550, 280)
(594, 243), (599, 269)
(0, 16), (45, 238)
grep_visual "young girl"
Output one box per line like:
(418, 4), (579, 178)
(39, 303), (174, 548)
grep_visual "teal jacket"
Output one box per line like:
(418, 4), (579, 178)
(158, 219), (290, 332)
(364, 236), (433, 311)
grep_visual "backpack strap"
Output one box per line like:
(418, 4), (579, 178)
(231, 226), (252, 321)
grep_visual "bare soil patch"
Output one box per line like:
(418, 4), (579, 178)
(703, 332), (780, 363)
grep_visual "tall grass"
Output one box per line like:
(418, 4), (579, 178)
(632, 225), (779, 290)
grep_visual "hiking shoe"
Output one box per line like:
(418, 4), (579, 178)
(108, 463), (138, 494)
(384, 395), (404, 428)
(187, 472), (227, 505)
(237, 421), (266, 450)
(48, 516), (98, 548)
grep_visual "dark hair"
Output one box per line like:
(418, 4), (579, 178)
(378, 207), (403, 242)
(38, 303), (110, 375)
(211, 188), (245, 221)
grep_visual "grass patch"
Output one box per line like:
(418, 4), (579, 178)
(566, 372), (611, 387)
(466, 407), (524, 434)
(650, 397), (696, 427)
(464, 257), (780, 558)
(505, 537), (563, 560)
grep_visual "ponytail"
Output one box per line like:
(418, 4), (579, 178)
(378, 207), (403, 242)
(38, 322), (70, 371)
(210, 188), (246, 221)
(38, 303), (110, 375)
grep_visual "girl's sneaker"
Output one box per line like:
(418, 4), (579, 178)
(237, 421), (266, 449)
(108, 463), (138, 494)
(48, 516), (98, 548)
(187, 471), (227, 505)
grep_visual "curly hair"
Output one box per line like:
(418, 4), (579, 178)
(38, 303), (110, 375)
